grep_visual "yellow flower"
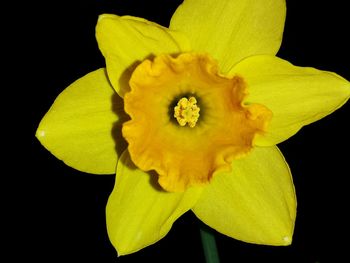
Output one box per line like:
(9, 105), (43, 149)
(36, 0), (350, 256)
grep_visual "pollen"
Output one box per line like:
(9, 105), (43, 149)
(174, 96), (200, 128)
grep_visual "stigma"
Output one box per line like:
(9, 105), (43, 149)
(174, 96), (200, 128)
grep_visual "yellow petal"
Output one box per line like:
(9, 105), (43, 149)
(192, 146), (296, 246)
(96, 14), (190, 97)
(122, 53), (271, 192)
(36, 69), (128, 174)
(106, 150), (202, 255)
(169, 0), (286, 73)
(230, 55), (350, 145)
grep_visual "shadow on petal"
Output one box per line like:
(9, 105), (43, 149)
(118, 61), (141, 96)
(111, 92), (129, 163)
(148, 170), (166, 192)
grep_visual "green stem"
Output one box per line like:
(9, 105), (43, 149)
(199, 224), (220, 263)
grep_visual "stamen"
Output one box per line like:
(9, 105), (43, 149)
(174, 96), (200, 128)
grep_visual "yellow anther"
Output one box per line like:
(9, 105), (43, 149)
(174, 96), (200, 128)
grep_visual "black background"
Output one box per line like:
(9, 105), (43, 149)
(16, 0), (350, 262)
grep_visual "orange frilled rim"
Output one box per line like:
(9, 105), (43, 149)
(122, 53), (272, 192)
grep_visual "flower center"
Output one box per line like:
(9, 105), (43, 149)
(123, 53), (272, 192)
(174, 96), (200, 128)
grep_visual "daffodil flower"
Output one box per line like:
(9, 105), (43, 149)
(36, 0), (350, 256)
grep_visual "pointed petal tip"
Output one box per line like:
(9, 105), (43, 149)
(114, 245), (141, 257)
(97, 13), (115, 22)
(114, 246), (127, 257)
(35, 121), (48, 143)
(330, 71), (350, 93)
(282, 235), (292, 246)
(35, 128), (45, 140)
